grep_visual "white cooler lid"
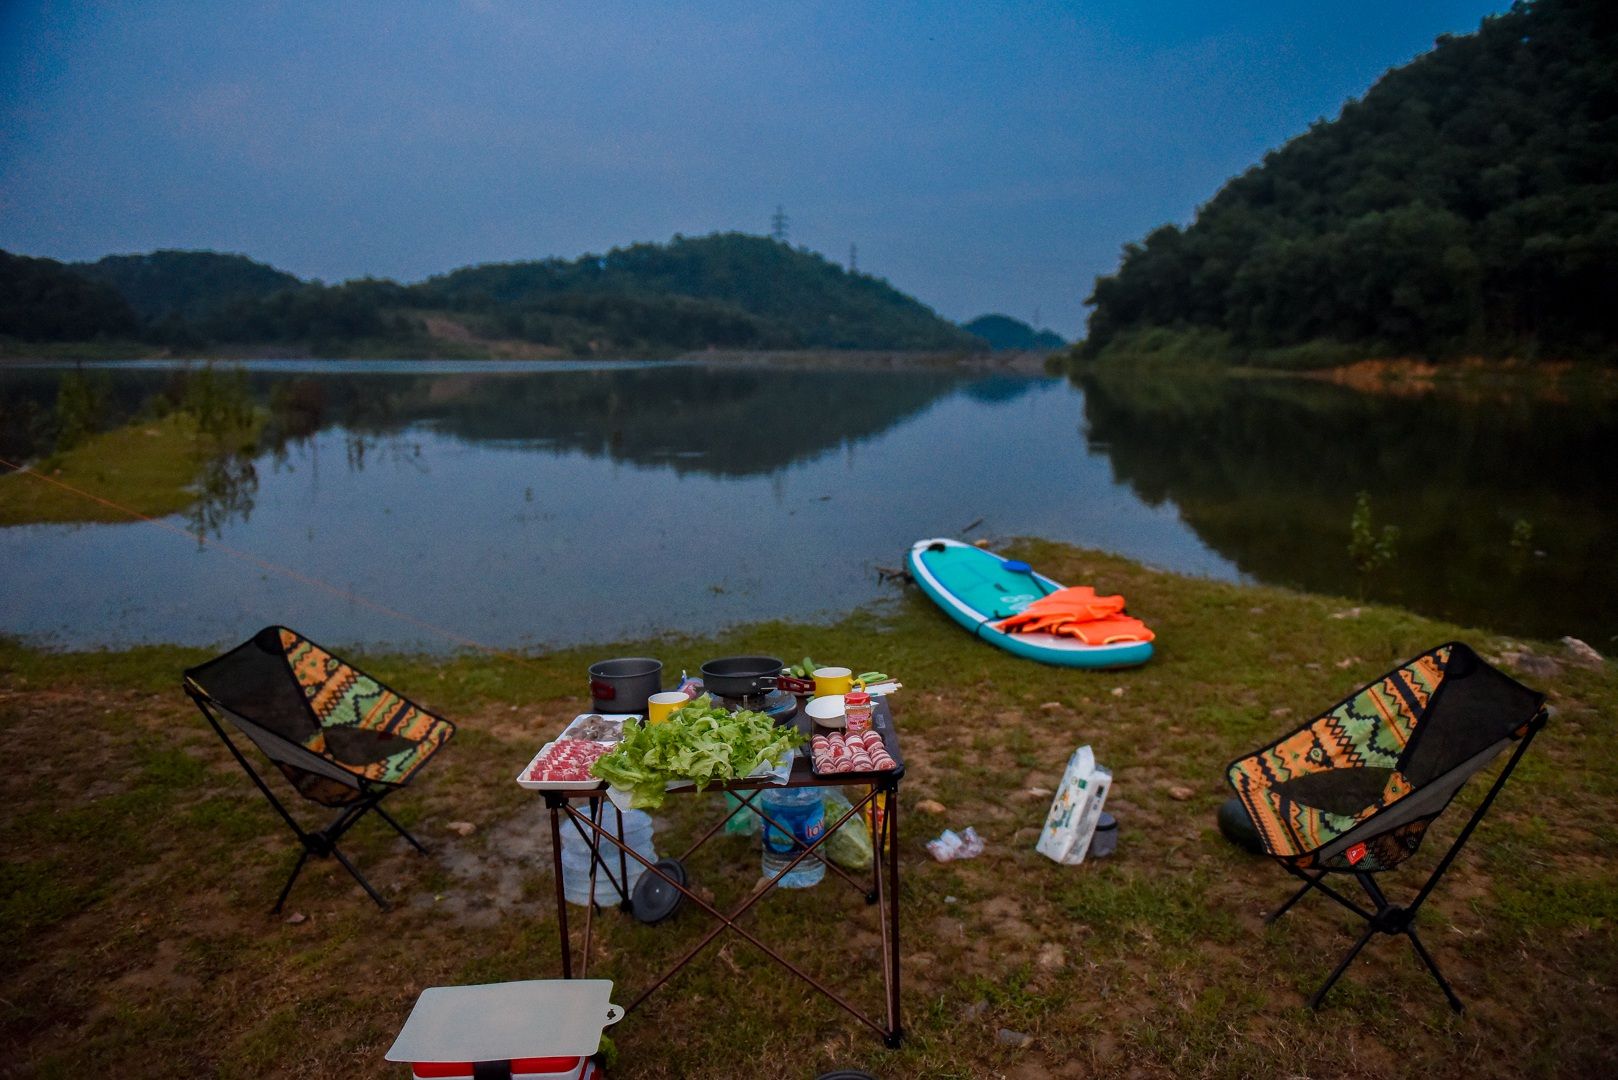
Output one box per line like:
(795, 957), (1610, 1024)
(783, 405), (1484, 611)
(386, 979), (622, 1063)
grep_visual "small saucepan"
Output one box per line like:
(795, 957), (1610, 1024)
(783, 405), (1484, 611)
(699, 656), (784, 699)
(588, 657), (663, 714)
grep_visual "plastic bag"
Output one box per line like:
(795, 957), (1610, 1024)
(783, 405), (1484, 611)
(723, 791), (760, 837)
(926, 826), (984, 863)
(823, 789), (874, 871)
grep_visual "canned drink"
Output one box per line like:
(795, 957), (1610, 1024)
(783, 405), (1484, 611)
(864, 788), (888, 852)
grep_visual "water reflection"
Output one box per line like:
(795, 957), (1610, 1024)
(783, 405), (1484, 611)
(186, 454), (259, 539)
(4, 358), (1612, 650)
(13, 361), (1196, 650)
(1073, 366), (1618, 645)
(259, 365), (990, 477)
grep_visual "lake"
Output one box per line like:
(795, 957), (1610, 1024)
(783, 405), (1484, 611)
(2, 359), (1614, 652)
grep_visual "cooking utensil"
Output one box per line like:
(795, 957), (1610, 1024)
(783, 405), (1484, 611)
(588, 657), (663, 714)
(698, 656), (783, 699)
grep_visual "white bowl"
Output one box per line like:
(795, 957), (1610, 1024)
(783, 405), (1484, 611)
(805, 694), (846, 725)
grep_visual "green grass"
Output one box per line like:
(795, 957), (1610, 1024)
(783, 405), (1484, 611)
(0, 411), (262, 525)
(1, 541), (1614, 1077)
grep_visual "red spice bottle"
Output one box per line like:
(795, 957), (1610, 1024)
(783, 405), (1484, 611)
(843, 688), (873, 735)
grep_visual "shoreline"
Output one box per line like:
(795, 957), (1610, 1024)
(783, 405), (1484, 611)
(0, 347), (1061, 374)
(2, 540), (1613, 1077)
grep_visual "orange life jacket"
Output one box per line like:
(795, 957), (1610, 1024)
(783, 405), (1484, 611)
(993, 585), (1154, 644)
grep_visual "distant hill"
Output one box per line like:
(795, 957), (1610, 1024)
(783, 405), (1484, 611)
(961, 314), (1065, 351)
(1083, 0), (1618, 365)
(416, 234), (982, 351)
(2, 234), (980, 356)
(0, 251), (140, 341)
(71, 250), (302, 324)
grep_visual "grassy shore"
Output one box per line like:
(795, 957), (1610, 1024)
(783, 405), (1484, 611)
(1, 540), (1613, 1078)
(0, 411), (262, 527)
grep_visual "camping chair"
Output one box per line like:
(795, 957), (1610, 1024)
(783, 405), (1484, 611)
(1227, 641), (1546, 1012)
(183, 626), (456, 913)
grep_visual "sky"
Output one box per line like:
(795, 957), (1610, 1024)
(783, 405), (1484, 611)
(0, 1), (1509, 339)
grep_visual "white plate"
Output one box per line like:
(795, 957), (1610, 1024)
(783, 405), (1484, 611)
(559, 712), (639, 743)
(515, 740), (611, 791)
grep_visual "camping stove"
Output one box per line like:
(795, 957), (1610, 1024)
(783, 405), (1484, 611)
(712, 688), (800, 725)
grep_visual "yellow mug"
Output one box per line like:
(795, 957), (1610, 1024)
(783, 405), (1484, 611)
(646, 691), (688, 725)
(812, 666), (853, 697)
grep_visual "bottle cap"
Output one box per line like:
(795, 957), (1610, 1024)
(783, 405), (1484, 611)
(845, 689), (870, 706)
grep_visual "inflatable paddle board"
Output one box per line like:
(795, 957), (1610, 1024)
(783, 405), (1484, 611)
(906, 538), (1153, 669)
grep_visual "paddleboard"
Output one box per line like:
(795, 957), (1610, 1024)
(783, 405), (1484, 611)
(906, 538), (1153, 669)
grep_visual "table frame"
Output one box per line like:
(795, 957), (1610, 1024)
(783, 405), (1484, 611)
(539, 704), (904, 1047)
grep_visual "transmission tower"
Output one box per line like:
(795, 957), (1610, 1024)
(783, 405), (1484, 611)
(770, 205), (789, 242)
(849, 243), (858, 273)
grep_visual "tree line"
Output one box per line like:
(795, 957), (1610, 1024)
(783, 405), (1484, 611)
(0, 234), (988, 355)
(1082, 0), (1618, 365)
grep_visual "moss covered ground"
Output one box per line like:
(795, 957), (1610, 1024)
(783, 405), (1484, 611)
(1, 540), (1613, 1077)
(0, 411), (262, 526)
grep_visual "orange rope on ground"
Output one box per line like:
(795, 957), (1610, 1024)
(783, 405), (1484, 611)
(0, 455), (539, 666)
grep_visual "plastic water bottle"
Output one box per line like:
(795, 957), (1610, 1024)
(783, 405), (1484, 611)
(560, 805), (656, 906)
(760, 786), (826, 888)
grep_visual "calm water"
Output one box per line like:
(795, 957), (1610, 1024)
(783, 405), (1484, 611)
(1, 360), (1614, 650)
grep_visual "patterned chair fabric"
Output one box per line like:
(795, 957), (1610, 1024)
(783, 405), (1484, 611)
(280, 629), (454, 787)
(1228, 643), (1539, 872)
(185, 626), (455, 806)
(183, 626), (454, 911)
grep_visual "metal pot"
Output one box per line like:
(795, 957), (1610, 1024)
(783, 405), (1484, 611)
(699, 656), (783, 699)
(588, 657), (663, 714)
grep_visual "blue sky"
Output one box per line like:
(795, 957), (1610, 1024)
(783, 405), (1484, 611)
(0, 1), (1507, 338)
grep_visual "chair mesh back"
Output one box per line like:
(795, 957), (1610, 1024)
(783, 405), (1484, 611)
(1227, 641), (1545, 870)
(186, 626), (321, 744)
(1398, 644), (1545, 788)
(185, 626), (456, 799)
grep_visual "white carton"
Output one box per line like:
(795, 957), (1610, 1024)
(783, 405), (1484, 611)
(1036, 745), (1112, 866)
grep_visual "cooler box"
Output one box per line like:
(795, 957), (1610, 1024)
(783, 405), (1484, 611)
(386, 979), (622, 1080)
(409, 1060), (596, 1080)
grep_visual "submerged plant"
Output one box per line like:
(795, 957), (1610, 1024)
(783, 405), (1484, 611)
(1509, 517), (1534, 553)
(54, 366), (107, 452)
(1348, 491), (1399, 596)
(181, 363), (253, 437)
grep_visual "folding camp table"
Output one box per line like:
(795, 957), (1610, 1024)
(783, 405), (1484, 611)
(536, 698), (905, 1047)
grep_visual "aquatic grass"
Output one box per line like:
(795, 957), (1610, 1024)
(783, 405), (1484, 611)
(0, 409), (262, 526)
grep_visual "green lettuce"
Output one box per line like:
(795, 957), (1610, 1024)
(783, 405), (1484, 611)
(590, 695), (805, 809)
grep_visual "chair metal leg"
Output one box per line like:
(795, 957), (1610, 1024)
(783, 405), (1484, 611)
(373, 802), (429, 854)
(1407, 926), (1464, 1013)
(273, 849), (311, 915)
(331, 844), (392, 912)
(1308, 921), (1377, 1010)
(1265, 874), (1319, 924)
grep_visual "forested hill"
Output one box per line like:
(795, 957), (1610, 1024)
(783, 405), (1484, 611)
(73, 251), (301, 325)
(0, 234), (982, 356)
(424, 234), (980, 351)
(1083, 0), (1618, 365)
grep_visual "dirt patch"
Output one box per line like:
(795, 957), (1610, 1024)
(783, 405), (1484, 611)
(3, 560), (1617, 1077)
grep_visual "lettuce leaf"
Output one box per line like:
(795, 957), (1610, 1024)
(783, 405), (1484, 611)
(590, 694), (805, 809)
